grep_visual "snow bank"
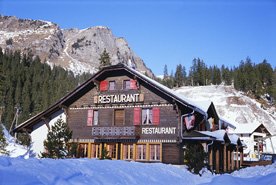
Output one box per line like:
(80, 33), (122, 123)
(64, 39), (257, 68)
(1, 126), (28, 158)
(0, 157), (276, 185)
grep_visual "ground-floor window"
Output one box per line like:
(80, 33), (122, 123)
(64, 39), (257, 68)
(136, 144), (147, 160)
(74, 142), (162, 162)
(78, 143), (88, 158)
(107, 144), (117, 159)
(150, 144), (161, 161)
(123, 144), (134, 160)
(91, 143), (101, 158)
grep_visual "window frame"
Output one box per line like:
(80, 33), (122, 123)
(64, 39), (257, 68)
(114, 109), (125, 126)
(108, 80), (116, 91)
(123, 80), (131, 90)
(149, 144), (161, 161)
(142, 108), (153, 125)
(93, 110), (99, 126)
(122, 144), (134, 160)
(136, 144), (147, 160)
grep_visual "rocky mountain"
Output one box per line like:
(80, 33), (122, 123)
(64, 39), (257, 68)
(0, 15), (153, 76)
(175, 85), (276, 133)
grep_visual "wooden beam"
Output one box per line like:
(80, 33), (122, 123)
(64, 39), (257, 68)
(223, 145), (227, 172)
(231, 149), (235, 171)
(236, 146), (239, 170)
(227, 147), (231, 172)
(240, 148), (243, 167)
(216, 147), (220, 173)
(87, 143), (91, 158)
(209, 147), (213, 171)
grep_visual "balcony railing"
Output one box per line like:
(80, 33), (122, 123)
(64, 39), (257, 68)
(92, 126), (140, 138)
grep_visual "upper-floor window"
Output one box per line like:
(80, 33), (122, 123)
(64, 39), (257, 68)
(134, 107), (160, 126)
(123, 80), (131, 90)
(87, 109), (99, 126)
(142, 108), (153, 125)
(123, 79), (138, 90)
(114, 109), (124, 126)
(93, 110), (99, 126)
(109, 81), (116, 91)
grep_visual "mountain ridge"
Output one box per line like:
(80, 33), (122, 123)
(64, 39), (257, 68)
(0, 15), (154, 76)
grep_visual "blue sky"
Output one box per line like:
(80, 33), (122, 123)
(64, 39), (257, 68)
(1, 0), (276, 75)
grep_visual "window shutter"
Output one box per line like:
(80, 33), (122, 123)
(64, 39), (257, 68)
(133, 107), (141, 125)
(100, 80), (108, 91)
(87, 109), (93, 126)
(130, 79), (137, 90)
(152, 107), (160, 125)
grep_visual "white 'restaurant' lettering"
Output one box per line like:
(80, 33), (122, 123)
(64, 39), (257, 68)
(141, 127), (176, 135)
(98, 94), (140, 104)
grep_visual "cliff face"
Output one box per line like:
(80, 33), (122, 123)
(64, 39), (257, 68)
(0, 15), (153, 76)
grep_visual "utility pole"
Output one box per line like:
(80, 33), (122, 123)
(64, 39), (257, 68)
(9, 105), (21, 138)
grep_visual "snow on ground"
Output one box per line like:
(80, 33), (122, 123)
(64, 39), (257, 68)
(1, 126), (28, 158)
(0, 157), (276, 185)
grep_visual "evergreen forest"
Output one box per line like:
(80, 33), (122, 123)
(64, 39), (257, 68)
(0, 49), (91, 130)
(159, 57), (276, 103)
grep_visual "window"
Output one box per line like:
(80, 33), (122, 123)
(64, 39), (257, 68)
(123, 80), (131, 90)
(142, 108), (152, 125)
(107, 144), (117, 159)
(123, 144), (133, 160)
(78, 143), (88, 158)
(150, 144), (161, 161)
(123, 79), (138, 90)
(109, 81), (116, 91)
(136, 144), (146, 160)
(91, 143), (101, 158)
(93, 110), (99, 126)
(114, 109), (124, 126)
(87, 110), (98, 126)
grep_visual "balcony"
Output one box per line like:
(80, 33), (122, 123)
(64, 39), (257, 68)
(91, 126), (140, 139)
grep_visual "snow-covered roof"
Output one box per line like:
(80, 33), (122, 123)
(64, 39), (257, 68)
(198, 130), (227, 142)
(220, 117), (237, 129)
(125, 65), (208, 117)
(233, 122), (262, 134)
(228, 134), (240, 145)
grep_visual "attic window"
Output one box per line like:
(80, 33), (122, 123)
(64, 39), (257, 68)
(109, 81), (116, 91)
(123, 79), (138, 90)
(123, 80), (131, 90)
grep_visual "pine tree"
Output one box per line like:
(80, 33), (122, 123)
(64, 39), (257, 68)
(184, 143), (207, 175)
(0, 124), (9, 155)
(99, 48), (111, 70)
(41, 119), (72, 159)
(174, 64), (184, 87)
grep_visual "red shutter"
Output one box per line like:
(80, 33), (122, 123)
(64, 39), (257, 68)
(133, 107), (141, 125)
(100, 80), (108, 91)
(152, 107), (160, 125)
(130, 79), (137, 90)
(87, 109), (93, 126)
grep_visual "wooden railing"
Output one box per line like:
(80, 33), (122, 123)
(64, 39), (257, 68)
(92, 126), (140, 137)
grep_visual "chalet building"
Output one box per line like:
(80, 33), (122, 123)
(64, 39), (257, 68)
(14, 63), (243, 173)
(230, 122), (272, 160)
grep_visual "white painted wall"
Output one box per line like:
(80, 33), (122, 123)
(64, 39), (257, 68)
(239, 132), (267, 160)
(30, 110), (65, 156)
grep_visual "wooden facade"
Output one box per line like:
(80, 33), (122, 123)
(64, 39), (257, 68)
(14, 63), (243, 173)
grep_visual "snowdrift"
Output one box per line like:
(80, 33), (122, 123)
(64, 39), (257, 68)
(1, 157), (276, 185)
